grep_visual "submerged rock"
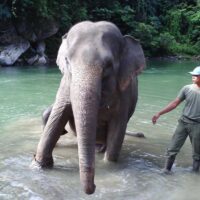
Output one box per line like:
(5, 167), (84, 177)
(126, 131), (145, 138)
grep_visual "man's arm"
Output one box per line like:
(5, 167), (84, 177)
(152, 98), (182, 124)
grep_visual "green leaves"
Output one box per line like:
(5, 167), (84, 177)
(1, 0), (200, 57)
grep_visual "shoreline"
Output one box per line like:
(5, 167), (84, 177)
(0, 55), (199, 68)
(147, 55), (200, 61)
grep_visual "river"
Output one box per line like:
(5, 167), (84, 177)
(0, 60), (200, 200)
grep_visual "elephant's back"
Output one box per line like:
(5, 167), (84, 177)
(69, 21), (122, 36)
(67, 21), (124, 48)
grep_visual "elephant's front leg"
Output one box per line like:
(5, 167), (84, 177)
(104, 109), (128, 162)
(31, 75), (72, 168)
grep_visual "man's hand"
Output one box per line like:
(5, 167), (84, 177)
(152, 113), (160, 124)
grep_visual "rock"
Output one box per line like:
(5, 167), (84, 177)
(0, 18), (59, 66)
(15, 19), (59, 42)
(0, 38), (30, 65)
(34, 41), (48, 65)
(26, 54), (39, 65)
(36, 55), (47, 65)
(0, 20), (20, 45)
(0, 20), (31, 65)
(25, 52), (48, 66)
(23, 41), (48, 65)
(36, 41), (46, 56)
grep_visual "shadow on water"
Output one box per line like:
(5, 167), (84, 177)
(1, 61), (200, 200)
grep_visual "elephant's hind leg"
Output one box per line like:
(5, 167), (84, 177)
(104, 109), (128, 162)
(42, 105), (68, 135)
(42, 105), (53, 126)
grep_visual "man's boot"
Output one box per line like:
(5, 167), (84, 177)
(192, 160), (200, 172)
(162, 155), (176, 174)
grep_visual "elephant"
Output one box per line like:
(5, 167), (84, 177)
(31, 21), (145, 195)
(42, 105), (145, 142)
(42, 105), (68, 136)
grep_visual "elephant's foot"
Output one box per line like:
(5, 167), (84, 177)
(30, 155), (54, 170)
(104, 152), (118, 162)
(80, 169), (96, 195)
(95, 144), (106, 153)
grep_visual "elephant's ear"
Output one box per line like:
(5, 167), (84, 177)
(118, 35), (145, 91)
(56, 33), (69, 74)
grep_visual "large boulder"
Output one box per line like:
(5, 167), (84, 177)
(0, 20), (28, 65)
(0, 38), (30, 65)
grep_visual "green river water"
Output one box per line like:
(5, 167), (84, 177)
(0, 60), (200, 200)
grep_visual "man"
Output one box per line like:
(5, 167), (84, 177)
(152, 66), (200, 173)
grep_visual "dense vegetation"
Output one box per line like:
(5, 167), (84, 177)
(1, 0), (200, 57)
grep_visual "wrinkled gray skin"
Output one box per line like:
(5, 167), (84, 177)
(32, 21), (145, 195)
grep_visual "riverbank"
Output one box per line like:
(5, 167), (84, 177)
(147, 55), (200, 62)
(1, 54), (200, 68)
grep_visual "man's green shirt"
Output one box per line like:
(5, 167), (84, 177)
(178, 84), (200, 122)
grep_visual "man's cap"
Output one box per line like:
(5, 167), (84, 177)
(189, 66), (200, 75)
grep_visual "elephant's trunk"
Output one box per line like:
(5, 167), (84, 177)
(71, 66), (102, 194)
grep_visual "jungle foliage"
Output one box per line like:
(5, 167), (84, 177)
(1, 0), (200, 57)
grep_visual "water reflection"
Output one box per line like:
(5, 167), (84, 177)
(0, 61), (200, 200)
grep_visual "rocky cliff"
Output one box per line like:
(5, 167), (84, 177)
(0, 18), (59, 66)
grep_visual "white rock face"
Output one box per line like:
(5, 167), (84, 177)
(37, 55), (47, 65)
(0, 39), (30, 65)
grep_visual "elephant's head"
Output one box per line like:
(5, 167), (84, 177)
(56, 21), (145, 194)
